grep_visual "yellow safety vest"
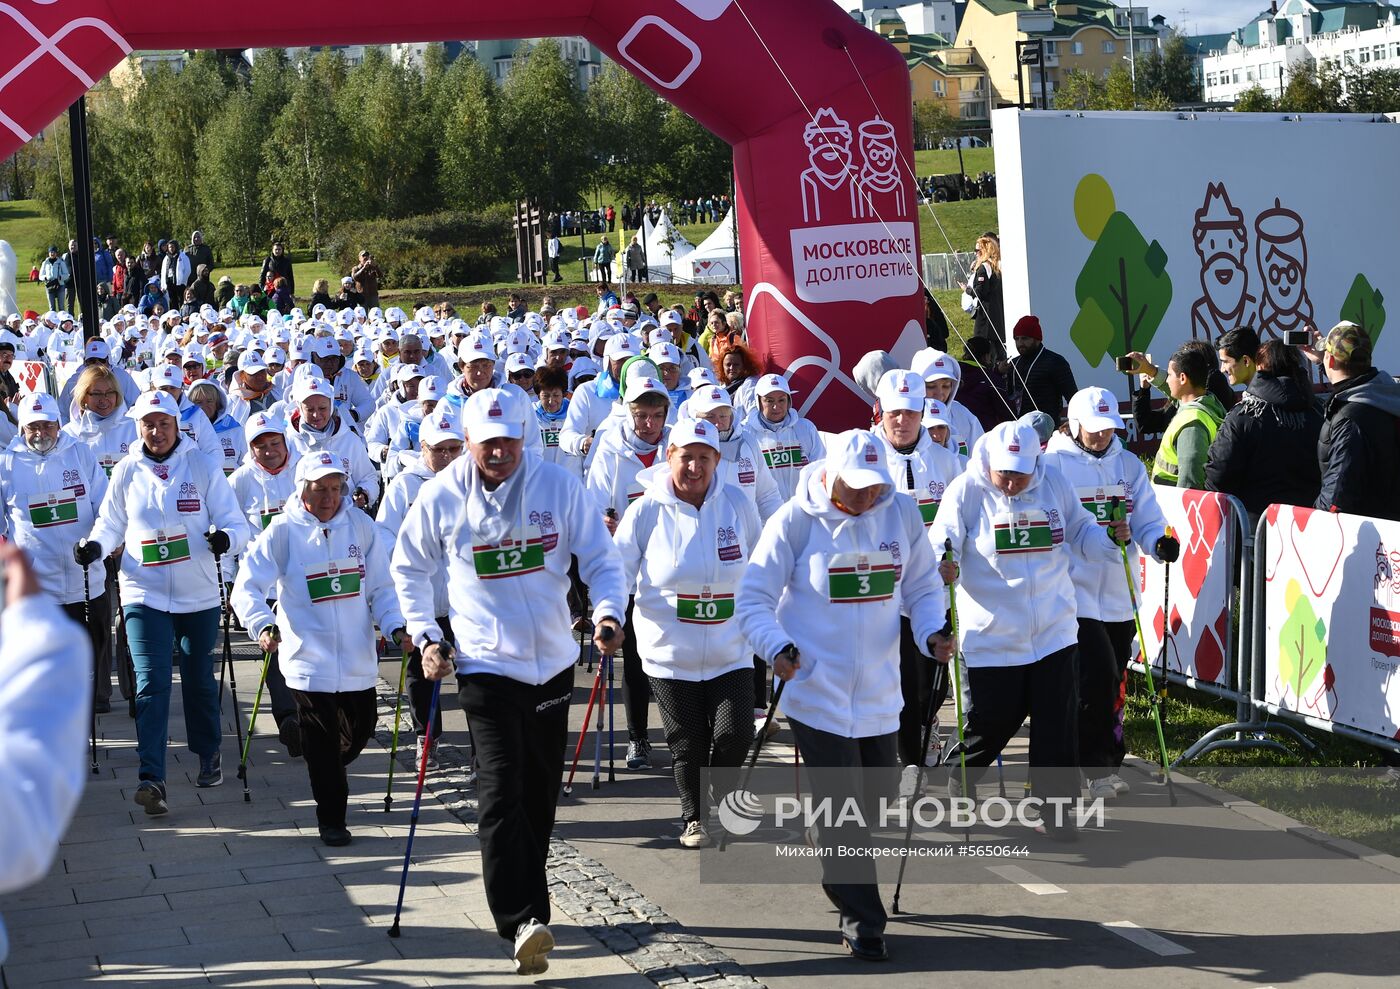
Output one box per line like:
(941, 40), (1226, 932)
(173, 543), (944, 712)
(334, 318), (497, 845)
(1152, 398), (1223, 484)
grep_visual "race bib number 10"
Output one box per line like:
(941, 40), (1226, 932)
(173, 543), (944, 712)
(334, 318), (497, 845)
(473, 526), (546, 580)
(676, 582), (735, 625)
(827, 551), (896, 603)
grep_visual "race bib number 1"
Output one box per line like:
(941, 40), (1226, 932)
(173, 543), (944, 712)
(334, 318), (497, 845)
(473, 526), (546, 579)
(139, 527), (191, 566)
(27, 491), (78, 528)
(827, 551), (896, 603)
(676, 582), (735, 625)
(306, 558), (362, 603)
(1077, 484), (1127, 526)
(994, 511), (1053, 554)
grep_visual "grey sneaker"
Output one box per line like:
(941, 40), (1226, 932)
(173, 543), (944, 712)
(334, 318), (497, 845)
(626, 739), (651, 770)
(679, 819), (711, 848)
(513, 918), (554, 976)
(196, 752), (222, 788)
(418, 738), (439, 770)
(134, 780), (168, 816)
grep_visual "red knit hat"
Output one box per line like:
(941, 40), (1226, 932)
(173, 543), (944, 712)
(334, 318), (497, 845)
(1013, 314), (1042, 341)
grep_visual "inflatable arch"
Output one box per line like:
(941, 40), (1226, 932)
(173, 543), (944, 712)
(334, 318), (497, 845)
(0, 0), (924, 426)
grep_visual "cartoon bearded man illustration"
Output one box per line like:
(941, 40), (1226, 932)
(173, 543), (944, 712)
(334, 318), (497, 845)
(1255, 197), (1314, 342)
(799, 107), (857, 224)
(1189, 183), (1256, 345)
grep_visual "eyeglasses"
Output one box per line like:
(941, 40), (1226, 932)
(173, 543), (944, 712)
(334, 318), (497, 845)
(87, 390), (119, 401)
(631, 412), (667, 426)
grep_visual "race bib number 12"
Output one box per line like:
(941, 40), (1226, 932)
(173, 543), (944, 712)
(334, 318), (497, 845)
(473, 526), (546, 579)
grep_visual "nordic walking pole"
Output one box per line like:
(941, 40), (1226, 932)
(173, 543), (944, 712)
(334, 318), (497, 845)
(591, 654), (604, 790)
(603, 627), (616, 783)
(211, 527), (245, 777)
(388, 679), (442, 938)
(564, 656), (605, 796)
(79, 544), (98, 775)
(384, 642), (412, 812)
(1110, 498), (1176, 805)
(996, 756), (1007, 799)
(239, 639), (276, 803)
(943, 539), (970, 813)
(893, 660), (948, 913)
(718, 648), (792, 853)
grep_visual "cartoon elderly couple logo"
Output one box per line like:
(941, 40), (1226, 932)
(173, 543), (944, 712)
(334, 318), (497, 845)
(1191, 183), (1312, 345)
(798, 107), (906, 225)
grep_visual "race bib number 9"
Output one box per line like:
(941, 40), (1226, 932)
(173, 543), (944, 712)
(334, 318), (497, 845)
(473, 526), (546, 580)
(676, 582), (735, 625)
(27, 491), (78, 528)
(827, 551), (896, 603)
(306, 558), (362, 603)
(1077, 484), (1127, 526)
(139, 527), (191, 566)
(994, 511), (1053, 555)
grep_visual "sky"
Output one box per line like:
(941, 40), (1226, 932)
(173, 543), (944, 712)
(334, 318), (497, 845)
(832, 2), (1267, 37)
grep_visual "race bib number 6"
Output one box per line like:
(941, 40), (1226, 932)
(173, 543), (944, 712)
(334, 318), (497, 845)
(827, 551), (896, 603)
(306, 558), (362, 603)
(473, 525), (546, 579)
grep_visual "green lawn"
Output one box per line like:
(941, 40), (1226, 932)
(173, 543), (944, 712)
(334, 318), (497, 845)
(914, 146), (996, 176)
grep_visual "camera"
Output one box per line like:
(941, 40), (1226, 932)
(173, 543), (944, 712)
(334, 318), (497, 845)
(1115, 355), (1136, 373)
(1283, 329), (1311, 346)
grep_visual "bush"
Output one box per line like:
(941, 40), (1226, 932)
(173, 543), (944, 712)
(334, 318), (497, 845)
(325, 208), (512, 289)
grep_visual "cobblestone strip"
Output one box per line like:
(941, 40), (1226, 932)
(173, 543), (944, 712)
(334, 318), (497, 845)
(371, 680), (766, 989)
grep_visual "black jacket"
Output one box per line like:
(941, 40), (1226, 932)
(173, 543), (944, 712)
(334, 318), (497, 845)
(259, 253), (295, 296)
(1009, 345), (1077, 423)
(1205, 371), (1322, 517)
(1316, 368), (1400, 520)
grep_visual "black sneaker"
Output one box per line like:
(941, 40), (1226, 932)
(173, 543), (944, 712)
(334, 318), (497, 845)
(278, 719), (302, 758)
(93, 698), (112, 715)
(626, 738), (651, 770)
(134, 780), (168, 817)
(196, 752), (222, 788)
(319, 825), (352, 847)
(843, 935), (889, 961)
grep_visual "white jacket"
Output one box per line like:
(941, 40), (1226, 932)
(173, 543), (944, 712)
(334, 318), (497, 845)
(929, 436), (1121, 668)
(1042, 432), (1169, 622)
(736, 461), (947, 739)
(534, 403), (583, 479)
(586, 422), (669, 517)
(945, 362), (987, 459)
(177, 398), (227, 473)
(716, 427), (782, 521)
(228, 457), (299, 536)
(364, 397), (410, 469)
(870, 425), (965, 529)
(210, 413), (246, 478)
(231, 496), (402, 693)
(63, 409), (136, 478)
(86, 438), (250, 614)
(741, 409), (825, 501)
(391, 453), (628, 685)
(559, 378), (615, 459)
(284, 412), (380, 503)
(376, 458), (448, 618)
(331, 368), (376, 424)
(614, 466), (762, 681)
(0, 594), (90, 965)
(0, 434), (109, 605)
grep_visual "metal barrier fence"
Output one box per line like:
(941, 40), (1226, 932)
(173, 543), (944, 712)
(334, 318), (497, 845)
(920, 252), (976, 292)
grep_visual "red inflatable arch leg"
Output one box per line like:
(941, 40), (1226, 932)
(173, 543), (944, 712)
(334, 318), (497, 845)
(0, 0), (923, 427)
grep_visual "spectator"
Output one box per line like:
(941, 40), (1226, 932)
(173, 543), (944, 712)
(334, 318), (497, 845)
(335, 277), (362, 309)
(625, 235), (647, 284)
(138, 277), (166, 318)
(229, 284), (250, 317)
(957, 335), (1013, 432)
(97, 282), (120, 321)
(351, 250), (381, 308)
(160, 239), (191, 311)
(505, 293), (526, 322)
(186, 231), (214, 278)
(39, 246), (68, 313)
(180, 287), (200, 320)
(593, 236), (615, 284)
(1127, 340), (1238, 435)
(1207, 336), (1322, 518)
(605, 203), (616, 232)
(1007, 315), (1077, 423)
(1150, 344), (1226, 489)
(61, 240), (78, 312)
(110, 248), (128, 301)
(215, 276), (235, 309)
(120, 256), (143, 305)
(260, 241), (295, 297)
(246, 283), (270, 318)
(137, 240), (161, 282)
(922, 286), (949, 351)
(547, 232), (562, 283)
(1314, 321), (1400, 520)
(270, 277), (294, 314)
(962, 234), (1005, 362)
(595, 282), (619, 311)
(189, 265), (216, 308)
(92, 237), (114, 287)
(308, 278), (334, 311)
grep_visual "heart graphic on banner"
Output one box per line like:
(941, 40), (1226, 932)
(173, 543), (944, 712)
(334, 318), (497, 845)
(1289, 506), (1345, 598)
(1179, 490), (1224, 598)
(1263, 503), (1286, 582)
(697, 260), (713, 271)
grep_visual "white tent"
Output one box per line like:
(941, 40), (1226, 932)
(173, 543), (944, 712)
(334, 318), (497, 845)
(673, 209), (738, 285)
(634, 209), (694, 284)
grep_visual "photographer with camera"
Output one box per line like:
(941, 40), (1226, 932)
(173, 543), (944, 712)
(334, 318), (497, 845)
(350, 250), (381, 308)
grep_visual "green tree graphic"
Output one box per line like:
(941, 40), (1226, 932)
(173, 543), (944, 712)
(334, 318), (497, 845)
(1069, 174), (1174, 367)
(1278, 578), (1328, 703)
(1340, 273), (1386, 344)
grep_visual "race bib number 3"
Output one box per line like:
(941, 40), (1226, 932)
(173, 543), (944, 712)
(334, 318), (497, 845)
(27, 491), (78, 528)
(1077, 484), (1127, 526)
(676, 583), (735, 625)
(139, 528), (191, 566)
(994, 512), (1053, 554)
(306, 559), (362, 603)
(473, 526), (546, 580)
(827, 551), (896, 603)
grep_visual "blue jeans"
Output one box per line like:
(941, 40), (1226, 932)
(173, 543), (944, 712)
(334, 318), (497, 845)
(125, 604), (222, 782)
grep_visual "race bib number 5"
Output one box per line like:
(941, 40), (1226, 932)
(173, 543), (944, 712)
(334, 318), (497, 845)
(993, 511), (1053, 554)
(139, 527), (191, 566)
(1077, 484), (1127, 526)
(473, 526), (546, 579)
(827, 551), (896, 603)
(676, 582), (735, 625)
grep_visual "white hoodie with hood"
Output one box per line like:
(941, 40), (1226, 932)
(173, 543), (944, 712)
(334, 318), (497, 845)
(285, 411), (380, 503)
(740, 407), (825, 502)
(1042, 431), (1168, 622)
(231, 494), (403, 693)
(911, 347), (985, 458)
(228, 454), (299, 535)
(586, 418), (670, 517)
(377, 457), (449, 618)
(870, 423), (965, 528)
(63, 408), (136, 478)
(614, 464), (762, 681)
(737, 435), (947, 739)
(929, 429), (1121, 668)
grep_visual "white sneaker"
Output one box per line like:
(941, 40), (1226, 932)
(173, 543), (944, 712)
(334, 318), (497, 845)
(1106, 773), (1130, 795)
(1087, 776), (1119, 800)
(679, 819), (711, 848)
(899, 763), (921, 799)
(417, 738), (439, 771)
(513, 918), (554, 976)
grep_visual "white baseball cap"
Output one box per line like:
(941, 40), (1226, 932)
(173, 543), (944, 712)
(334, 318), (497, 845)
(504, 352), (535, 375)
(459, 334), (496, 365)
(151, 364), (183, 391)
(922, 399), (953, 429)
(668, 418), (720, 453)
(987, 421), (1040, 475)
(647, 342), (681, 368)
(463, 388), (523, 441)
(688, 385), (733, 415)
(686, 367), (718, 390)
(296, 450), (346, 484)
(1067, 386), (1125, 433)
(875, 369), (925, 413)
(825, 429), (891, 491)
(755, 373), (794, 397)
(244, 412), (286, 444)
(84, 338), (111, 361)
(910, 348), (957, 383)
(292, 375), (333, 406)
(603, 334), (640, 362)
(419, 411), (465, 448)
(237, 350), (270, 374)
(17, 392), (59, 428)
(128, 390), (180, 421)
(419, 377), (447, 402)
(659, 309), (683, 327)
(623, 376), (669, 404)
(394, 362), (425, 384)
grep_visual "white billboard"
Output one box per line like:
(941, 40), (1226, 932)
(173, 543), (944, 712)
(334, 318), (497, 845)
(993, 110), (1399, 400)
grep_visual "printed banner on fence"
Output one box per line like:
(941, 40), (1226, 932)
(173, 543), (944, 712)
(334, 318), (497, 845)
(1133, 486), (1234, 689)
(1263, 504), (1400, 742)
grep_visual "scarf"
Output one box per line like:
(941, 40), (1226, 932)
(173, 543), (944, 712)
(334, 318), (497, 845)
(143, 436), (181, 464)
(755, 408), (796, 433)
(465, 454), (529, 546)
(535, 398), (569, 423)
(620, 416), (663, 458)
(593, 372), (620, 401)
